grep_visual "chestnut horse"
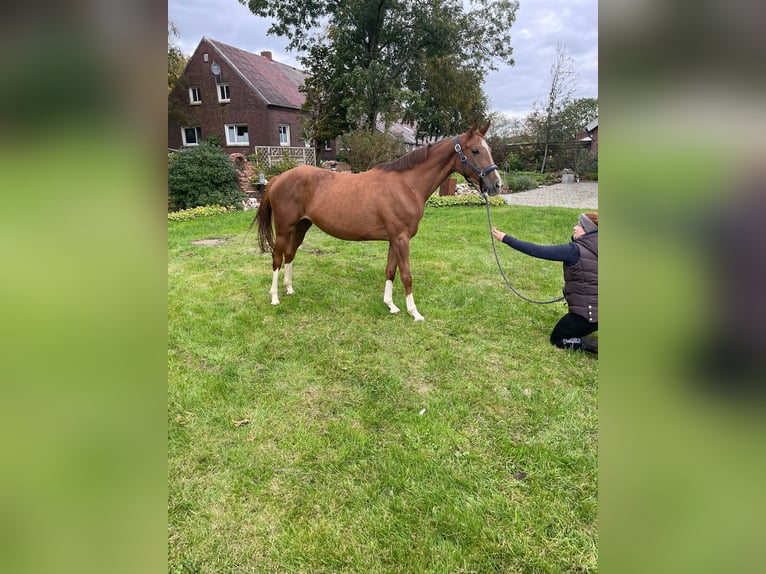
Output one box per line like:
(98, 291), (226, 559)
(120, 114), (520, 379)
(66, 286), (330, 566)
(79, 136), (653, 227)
(253, 121), (503, 321)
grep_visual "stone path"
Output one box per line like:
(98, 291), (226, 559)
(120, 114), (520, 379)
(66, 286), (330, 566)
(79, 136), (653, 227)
(499, 181), (598, 209)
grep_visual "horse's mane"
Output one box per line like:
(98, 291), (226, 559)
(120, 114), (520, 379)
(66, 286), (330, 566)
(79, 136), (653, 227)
(375, 144), (432, 173)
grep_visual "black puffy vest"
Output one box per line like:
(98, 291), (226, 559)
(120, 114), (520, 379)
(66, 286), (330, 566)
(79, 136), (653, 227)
(563, 232), (598, 323)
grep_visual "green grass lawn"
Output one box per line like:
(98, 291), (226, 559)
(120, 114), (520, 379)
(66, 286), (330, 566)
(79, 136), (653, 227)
(168, 204), (597, 573)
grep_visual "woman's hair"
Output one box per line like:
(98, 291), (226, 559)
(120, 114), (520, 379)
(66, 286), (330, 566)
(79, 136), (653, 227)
(584, 212), (598, 226)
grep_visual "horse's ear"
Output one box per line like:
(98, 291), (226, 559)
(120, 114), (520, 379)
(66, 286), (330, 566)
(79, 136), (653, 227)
(469, 122), (479, 134)
(478, 120), (491, 136)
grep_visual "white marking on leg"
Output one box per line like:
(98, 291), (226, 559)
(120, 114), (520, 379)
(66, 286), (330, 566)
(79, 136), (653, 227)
(284, 262), (294, 295)
(383, 279), (400, 314)
(406, 293), (424, 321)
(270, 269), (280, 305)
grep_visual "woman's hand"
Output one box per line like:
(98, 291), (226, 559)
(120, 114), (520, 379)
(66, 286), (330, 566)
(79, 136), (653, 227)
(491, 227), (506, 241)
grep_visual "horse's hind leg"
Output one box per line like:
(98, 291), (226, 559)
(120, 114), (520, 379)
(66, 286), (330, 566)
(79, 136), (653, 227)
(283, 219), (312, 295)
(269, 234), (288, 305)
(383, 243), (400, 314)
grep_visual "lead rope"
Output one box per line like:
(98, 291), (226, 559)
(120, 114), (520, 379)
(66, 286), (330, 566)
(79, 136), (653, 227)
(481, 195), (565, 305)
(454, 135), (563, 305)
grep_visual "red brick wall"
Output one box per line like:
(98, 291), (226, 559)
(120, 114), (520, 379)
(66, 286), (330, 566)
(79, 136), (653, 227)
(168, 38), (304, 155)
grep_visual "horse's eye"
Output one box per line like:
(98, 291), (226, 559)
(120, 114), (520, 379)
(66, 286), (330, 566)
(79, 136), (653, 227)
(471, 149), (479, 155)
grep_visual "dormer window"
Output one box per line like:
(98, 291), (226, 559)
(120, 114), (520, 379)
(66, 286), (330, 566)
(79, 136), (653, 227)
(217, 84), (230, 103)
(189, 86), (201, 105)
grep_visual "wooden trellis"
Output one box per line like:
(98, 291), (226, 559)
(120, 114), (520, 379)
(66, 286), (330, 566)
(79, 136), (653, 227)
(251, 146), (316, 168)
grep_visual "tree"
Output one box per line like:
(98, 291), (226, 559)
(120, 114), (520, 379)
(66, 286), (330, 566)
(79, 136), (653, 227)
(557, 98), (598, 139)
(401, 56), (488, 141)
(337, 129), (407, 172)
(241, 0), (518, 139)
(168, 21), (190, 128)
(537, 43), (577, 173)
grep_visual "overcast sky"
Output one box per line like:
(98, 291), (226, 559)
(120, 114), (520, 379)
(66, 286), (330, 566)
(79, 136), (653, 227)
(168, 0), (597, 121)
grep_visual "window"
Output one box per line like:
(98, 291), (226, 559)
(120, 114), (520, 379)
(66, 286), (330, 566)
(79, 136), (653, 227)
(324, 140), (332, 151)
(188, 86), (201, 105)
(225, 124), (249, 146)
(279, 124), (290, 146)
(181, 126), (202, 146)
(217, 83), (230, 103)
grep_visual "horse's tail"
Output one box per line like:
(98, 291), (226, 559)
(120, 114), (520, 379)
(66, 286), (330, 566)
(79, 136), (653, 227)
(252, 181), (275, 253)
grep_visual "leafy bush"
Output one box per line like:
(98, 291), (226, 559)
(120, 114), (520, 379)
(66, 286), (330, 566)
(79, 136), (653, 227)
(502, 173), (538, 192)
(502, 153), (523, 172)
(168, 143), (245, 211)
(264, 153), (298, 178)
(425, 194), (505, 208)
(570, 149), (598, 176)
(337, 129), (407, 172)
(168, 205), (232, 222)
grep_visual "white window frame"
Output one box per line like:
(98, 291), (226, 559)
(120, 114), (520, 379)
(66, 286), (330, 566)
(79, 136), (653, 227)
(188, 86), (201, 105)
(181, 126), (202, 146)
(279, 124), (290, 146)
(225, 124), (249, 146)
(217, 83), (230, 103)
(324, 140), (332, 151)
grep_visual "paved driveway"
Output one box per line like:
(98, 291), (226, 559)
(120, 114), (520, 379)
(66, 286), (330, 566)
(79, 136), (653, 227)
(500, 181), (598, 209)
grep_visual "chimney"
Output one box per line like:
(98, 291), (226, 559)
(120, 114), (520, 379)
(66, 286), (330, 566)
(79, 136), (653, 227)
(261, 50), (272, 62)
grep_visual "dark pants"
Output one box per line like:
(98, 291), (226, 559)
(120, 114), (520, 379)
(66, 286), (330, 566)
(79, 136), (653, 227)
(550, 313), (598, 350)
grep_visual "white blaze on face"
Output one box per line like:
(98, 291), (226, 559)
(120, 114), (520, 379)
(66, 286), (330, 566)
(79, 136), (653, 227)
(481, 139), (502, 190)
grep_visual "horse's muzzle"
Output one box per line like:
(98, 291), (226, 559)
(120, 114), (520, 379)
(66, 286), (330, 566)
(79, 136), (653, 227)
(482, 173), (504, 196)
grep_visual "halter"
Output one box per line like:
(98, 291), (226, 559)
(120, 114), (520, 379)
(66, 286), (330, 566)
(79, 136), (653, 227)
(453, 136), (498, 197)
(453, 137), (564, 305)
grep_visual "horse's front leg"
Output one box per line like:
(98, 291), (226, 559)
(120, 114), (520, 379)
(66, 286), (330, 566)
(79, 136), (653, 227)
(383, 243), (400, 314)
(392, 237), (424, 322)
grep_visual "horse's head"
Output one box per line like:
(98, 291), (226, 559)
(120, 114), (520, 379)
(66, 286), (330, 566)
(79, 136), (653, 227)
(453, 121), (504, 197)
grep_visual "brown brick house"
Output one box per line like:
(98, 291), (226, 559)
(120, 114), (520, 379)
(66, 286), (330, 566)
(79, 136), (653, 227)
(168, 37), (336, 164)
(575, 116), (598, 153)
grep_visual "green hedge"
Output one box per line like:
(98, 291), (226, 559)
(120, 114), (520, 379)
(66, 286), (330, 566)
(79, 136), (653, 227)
(167, 205), (233, 222)
(425, 194), (506, 208)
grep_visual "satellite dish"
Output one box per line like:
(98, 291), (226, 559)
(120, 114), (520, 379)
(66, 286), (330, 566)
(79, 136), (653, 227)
(211, 62), (221, 76)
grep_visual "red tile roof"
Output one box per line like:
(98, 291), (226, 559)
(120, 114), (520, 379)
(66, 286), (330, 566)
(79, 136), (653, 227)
(205, 38), (306, 109)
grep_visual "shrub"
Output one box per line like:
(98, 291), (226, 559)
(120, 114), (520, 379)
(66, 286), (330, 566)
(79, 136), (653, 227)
(570, 148), (598, 176)
(337, 129), (407, 172)
(168, 143), (245, 211)
(167, 205), (232, 222)
(426, 194), (505, 208)
(502, 173), (538, 192)
(264, 153), (298, 178)
(542, 172), (559, 185)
